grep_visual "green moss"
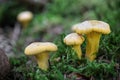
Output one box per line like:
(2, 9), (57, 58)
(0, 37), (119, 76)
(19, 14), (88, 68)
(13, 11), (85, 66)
(9, 33), (119, 80)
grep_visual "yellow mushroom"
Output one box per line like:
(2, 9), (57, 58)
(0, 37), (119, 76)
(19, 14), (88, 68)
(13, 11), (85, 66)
(63, 33), (84, 59)
(24, 42), (58, 71)
(72, 20), (111, 61)
(17, 11), (33, 28)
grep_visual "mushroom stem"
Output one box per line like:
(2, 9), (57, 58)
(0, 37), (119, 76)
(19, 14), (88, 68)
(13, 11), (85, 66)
(85, 31), (101, 61)
(73, 45), (82, 59)
(22, 22), (29, 28)
(35, 52), (49, 71)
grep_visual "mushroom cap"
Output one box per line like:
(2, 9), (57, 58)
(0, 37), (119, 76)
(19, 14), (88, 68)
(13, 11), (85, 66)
(17, 11), (33, 23)
(24, 42), (58, 55)
(64, 33), (84, 45)
(90, 20), (111, 34)
(72, 20), (111, 34)
(72, 21), (93, 34)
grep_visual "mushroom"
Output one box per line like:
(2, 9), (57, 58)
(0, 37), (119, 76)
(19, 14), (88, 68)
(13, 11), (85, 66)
(63, 33), (85, 59)
(72, 20), (111, 61)
(17, 11), (33, 28)
(24, 42), (58, 71)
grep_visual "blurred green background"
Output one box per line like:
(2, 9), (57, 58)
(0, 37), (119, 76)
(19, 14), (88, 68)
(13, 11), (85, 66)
(0, 0), (120, 31)
(0, 0), (120, 56)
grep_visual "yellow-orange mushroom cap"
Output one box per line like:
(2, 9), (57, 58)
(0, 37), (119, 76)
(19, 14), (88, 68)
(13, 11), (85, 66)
(72, 21), (93, 34)
(72, 20), (111, 61)
(90, 20), (111, 34)
(64, 33), (84, 59)
(72, 20), (111, 34)
(25, 42), (57, 55)
(17, 11), (33, 28)
(24, 42), (58, 71)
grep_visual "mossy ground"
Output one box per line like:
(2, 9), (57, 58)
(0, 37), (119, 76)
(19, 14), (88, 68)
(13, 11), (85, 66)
(8, 32), (120, 80)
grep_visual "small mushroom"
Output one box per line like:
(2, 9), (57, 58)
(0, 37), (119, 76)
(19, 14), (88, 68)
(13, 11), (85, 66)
(24, 42), (58, 71)
(72, 20), (111, 61)
(63, 33), (84, 59)
(17, 11), (33, 28)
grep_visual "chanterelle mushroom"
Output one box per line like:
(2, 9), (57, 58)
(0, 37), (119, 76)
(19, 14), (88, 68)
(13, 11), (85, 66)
(17, 11), (33, 28)
(64, 33), (84, 59)
(72, 20), (111, 61)
(24, 42), (58, 71)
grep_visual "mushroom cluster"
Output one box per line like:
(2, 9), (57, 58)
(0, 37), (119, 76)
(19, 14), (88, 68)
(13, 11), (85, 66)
(72, 20), (111, 61)
(24, 20), (111, 71)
